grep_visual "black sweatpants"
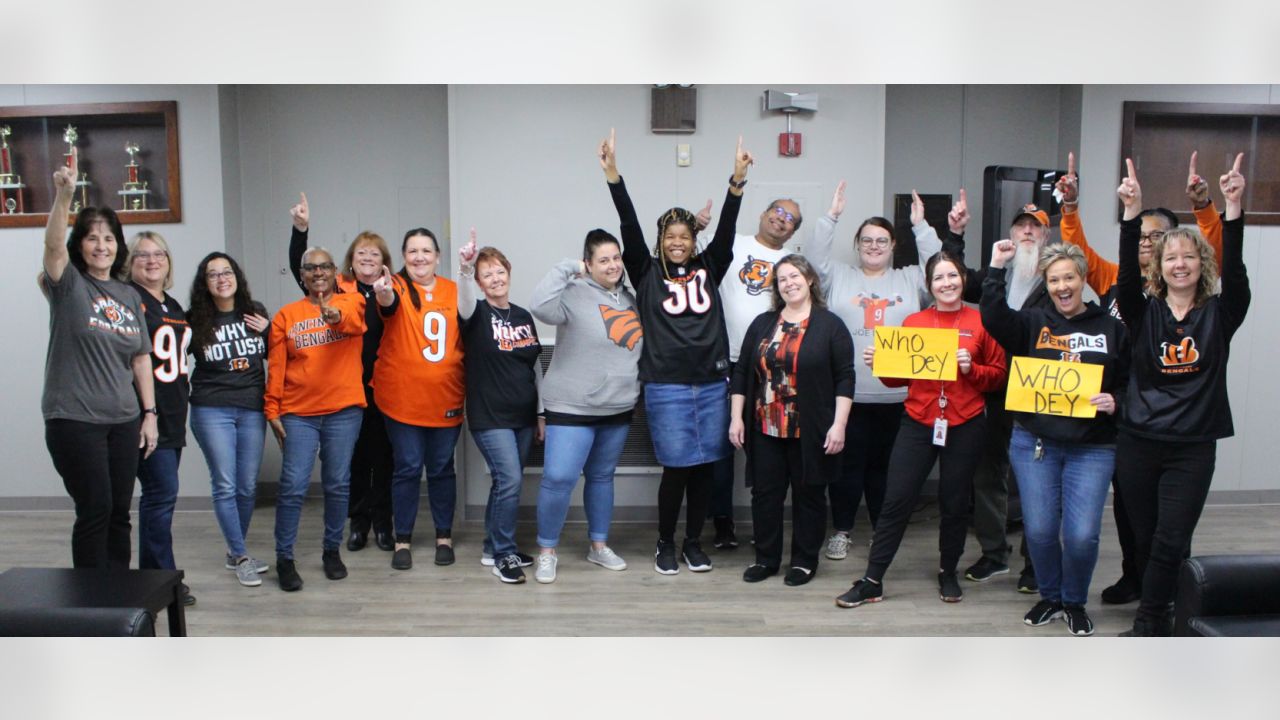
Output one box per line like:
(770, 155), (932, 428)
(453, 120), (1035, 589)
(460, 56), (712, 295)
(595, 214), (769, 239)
(45, 418), (140, 569)
(748, 430), (827, 571)
(658, 462), (713, 543)
(827, 401), (903, 533)
(865, 414), (986, 582)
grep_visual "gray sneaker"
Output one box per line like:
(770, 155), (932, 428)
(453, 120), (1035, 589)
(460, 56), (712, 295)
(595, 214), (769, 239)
(534, 553), (558, 584)
(825, 532), (851, 560)
(234, 557), (263, 587)
(586, 545), (628, 571)
(225, 554), (269, 574)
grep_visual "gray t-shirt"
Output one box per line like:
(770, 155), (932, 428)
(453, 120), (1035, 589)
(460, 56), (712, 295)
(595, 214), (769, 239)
(42, 267), (151, 423)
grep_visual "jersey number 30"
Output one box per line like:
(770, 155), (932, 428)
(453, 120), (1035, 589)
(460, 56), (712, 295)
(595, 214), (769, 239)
(421, 311), (449, 362)
(662, 270), (712, 315)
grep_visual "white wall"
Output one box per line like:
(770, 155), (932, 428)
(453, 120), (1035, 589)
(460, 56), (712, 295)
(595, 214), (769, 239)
(448, 84), (887, 514)
(1077, 85), (1280, 496)
(0, 84), (229, 501)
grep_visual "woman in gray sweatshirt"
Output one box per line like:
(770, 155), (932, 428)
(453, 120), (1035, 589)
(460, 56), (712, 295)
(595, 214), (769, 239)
(527, 229), (643, 584)
(807, 181), (965, 560)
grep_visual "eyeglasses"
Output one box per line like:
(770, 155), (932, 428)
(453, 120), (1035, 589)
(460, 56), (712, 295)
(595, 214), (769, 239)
(301, 262), (336, 272)
(1139, 231), (1165, 243)
(132, 251), (168, 262)
(857, 236), (892, 248)
(206, 269), (235, 281)
(771, 206), (797, 224)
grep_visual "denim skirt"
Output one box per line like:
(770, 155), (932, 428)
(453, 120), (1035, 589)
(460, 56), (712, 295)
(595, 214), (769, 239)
(643, 380), (732, 467)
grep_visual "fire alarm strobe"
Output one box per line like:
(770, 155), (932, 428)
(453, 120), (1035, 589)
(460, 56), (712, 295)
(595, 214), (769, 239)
(763, 90), (818, 158)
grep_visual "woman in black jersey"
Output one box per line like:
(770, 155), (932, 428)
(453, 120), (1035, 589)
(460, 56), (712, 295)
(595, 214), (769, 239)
(1114, 155), (1250, 636)
(599, 129), (752, 575)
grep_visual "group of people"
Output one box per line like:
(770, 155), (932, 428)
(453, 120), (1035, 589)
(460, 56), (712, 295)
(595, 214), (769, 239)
(40, 136), (1249, 636)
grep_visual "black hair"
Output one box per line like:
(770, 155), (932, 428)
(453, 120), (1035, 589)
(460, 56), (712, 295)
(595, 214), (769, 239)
(768, 199), (803, 231)
(398, 227), (439, 311)
(188, 252), (259, 349)
(583, 228), (620, 262)
(65, 207), (128, 279)
(1138, 207), (1180, 230)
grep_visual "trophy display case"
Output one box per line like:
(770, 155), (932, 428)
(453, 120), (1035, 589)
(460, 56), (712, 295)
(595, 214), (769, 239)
(0, 101), (181, 228)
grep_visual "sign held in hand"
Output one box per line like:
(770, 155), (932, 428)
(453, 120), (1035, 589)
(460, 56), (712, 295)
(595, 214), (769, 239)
(1005, 356), (1103, 418)
(872, 326), (959, 381)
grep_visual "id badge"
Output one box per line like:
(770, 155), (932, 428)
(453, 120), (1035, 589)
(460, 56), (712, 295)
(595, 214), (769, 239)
(932, 417), (948, 447)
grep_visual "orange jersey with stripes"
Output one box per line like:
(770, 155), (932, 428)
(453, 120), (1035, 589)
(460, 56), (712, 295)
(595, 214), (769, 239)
(264, 293), (368, 420)
(371, 274), (465, 427)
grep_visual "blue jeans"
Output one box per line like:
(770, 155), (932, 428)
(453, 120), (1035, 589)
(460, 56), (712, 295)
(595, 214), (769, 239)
(472, 427), (534, 558)
(190, 404), (265, 558)
(137, 447), (181, 570)
(536, 423), (629, 548)
(274, 406), (363, 558)
(384, 418), (462, 542)
(1009, 426), (1115, 607)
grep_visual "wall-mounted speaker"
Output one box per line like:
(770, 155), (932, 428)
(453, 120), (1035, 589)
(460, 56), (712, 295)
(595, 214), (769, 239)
(651, 86), (697, 134)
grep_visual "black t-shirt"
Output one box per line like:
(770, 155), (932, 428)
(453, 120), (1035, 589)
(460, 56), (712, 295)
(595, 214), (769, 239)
(461, 299), (541, 430)
(133, 284), (190, 449)
(189, 302), (269, 411)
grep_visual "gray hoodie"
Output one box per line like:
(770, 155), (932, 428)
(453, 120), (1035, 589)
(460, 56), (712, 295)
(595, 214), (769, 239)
(529, 259), (642, 416)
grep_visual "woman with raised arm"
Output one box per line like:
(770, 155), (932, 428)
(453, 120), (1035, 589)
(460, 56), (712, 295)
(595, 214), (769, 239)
(187, 252), (271, 588)
(528, 229), (641, 583)
(980, 239), (1129, 636)
(834, 250), (1006, 609)
(288, 194), (396, 553)
(807, 181), (964, 561)
(457, 229), (544, 583)
(124, 231), (195, 605)
(39, 150), (158, 570)
(266, 247), (367, 591)
(1113, 156), (1251, 637)
(600, 129), (749, 575)
(371, 228), (465, 572)
(729, 255), (854, 586)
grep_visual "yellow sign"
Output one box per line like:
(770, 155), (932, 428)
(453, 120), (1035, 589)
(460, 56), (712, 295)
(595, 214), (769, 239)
(872, 326), (959, 381)
(1004, 356), (1103, 418)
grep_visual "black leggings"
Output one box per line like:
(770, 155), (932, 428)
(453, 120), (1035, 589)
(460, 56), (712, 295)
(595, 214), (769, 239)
(865, 414), (986, 582)
(45, 418), (139, 569)
(658, 462), (713, 543)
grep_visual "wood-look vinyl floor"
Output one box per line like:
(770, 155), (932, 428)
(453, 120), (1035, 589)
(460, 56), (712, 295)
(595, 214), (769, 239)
(2, 501), (1277, 636)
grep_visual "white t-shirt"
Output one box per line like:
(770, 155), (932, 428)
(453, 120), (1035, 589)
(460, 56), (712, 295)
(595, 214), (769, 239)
(710, 233), (794, 362)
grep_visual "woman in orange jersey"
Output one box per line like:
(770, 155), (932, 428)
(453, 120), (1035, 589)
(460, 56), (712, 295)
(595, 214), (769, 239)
(371, 228), (466, 571)
(266, 247), (367, 592)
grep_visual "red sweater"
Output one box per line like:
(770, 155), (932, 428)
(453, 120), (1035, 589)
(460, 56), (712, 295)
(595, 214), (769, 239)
(881, 307), (1006, 427)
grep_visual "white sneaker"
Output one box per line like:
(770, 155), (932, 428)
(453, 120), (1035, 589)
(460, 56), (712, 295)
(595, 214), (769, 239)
(234, 558), (263, 587)
(534, 553), (558, 584)
(825, 532), (851, 560)
(225, 554), (269, 573)
(586, 545), (628, 571)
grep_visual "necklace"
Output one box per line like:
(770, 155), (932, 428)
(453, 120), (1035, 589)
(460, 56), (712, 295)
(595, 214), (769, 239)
(492, 303), (512, 324)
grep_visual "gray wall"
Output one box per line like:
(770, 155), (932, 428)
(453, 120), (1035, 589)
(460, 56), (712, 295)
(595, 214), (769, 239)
(1, 84), (229, 501)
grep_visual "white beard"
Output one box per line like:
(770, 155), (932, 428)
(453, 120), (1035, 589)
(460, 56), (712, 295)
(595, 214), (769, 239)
(1005, 242), (1041, 309)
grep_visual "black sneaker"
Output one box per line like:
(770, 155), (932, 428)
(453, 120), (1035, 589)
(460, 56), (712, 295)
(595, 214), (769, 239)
(681, 539), (713, 572)
(322, 549), (348, 580)
(493, 554), (527, 584)
(712, 516), (739, 549)
(742, 564), (778, 583)
(964, 556), (1010, 582)
(180, 583), (196, 607)
(277, 557), (303, 592)
(1063, 604), (1094, 636)
(835, 577), (883, 608)
(1100, 574), (1141, 604)
(1017, 564), (1038, 594)
(1023, 599), (1064, 626)
(938, 571), (963, 603)
(654, 539), (679, 575)
(434, 544), (455, 566)
(392, 547), (413, 570)
(784, 566), (815, 586)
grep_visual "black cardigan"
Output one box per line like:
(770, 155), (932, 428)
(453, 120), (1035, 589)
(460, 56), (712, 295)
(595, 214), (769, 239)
(731, 307), (855, 487)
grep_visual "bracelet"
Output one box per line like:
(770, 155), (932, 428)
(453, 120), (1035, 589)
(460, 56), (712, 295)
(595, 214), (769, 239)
(728, 175), (747, 190)
(142, 407), (158, 416)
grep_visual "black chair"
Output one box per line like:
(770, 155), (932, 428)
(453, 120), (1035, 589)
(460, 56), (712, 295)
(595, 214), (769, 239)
(0, 607), (155, 637)
(1174, 555), (1280, 637)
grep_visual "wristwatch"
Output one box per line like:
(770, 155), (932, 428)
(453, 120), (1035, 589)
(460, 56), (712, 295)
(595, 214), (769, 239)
(728, 175), (747, 190)
(142, 407), (159, 416)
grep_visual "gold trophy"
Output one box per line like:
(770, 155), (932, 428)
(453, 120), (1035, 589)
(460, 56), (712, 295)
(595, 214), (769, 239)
(118, 141), (149, 211)
(0, 125), (24, 214)
(62, 125), (91, 213)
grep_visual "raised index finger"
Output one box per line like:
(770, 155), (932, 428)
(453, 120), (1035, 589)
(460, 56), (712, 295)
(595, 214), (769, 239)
(736, 134), (743, 156)
(911, 189), (922, 205)
(1067, 151), (1075, 176)
(1126, 157), (1137, 181)
(1232, 152), (1243, 174)
(1189, 150), (1198, 177)
(300, 192), (308, 207)
(959, 188), (967, 206)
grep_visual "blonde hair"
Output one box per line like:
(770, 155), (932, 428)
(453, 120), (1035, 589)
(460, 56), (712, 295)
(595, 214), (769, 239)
(1145, 228), (1219, 306)
(126, 230), (174, 290)
(1037, 242), (1087, 280)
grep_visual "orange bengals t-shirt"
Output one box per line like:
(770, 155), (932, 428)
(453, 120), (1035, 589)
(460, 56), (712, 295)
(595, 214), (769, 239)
(264, 292), (368, 420)
(371, 274), (465, 427)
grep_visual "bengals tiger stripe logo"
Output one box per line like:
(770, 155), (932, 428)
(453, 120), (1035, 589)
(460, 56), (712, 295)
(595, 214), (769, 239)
(103, 304), (123, 324)
(737, 256), (773, 296)
(1160, 337), (1200, 367)
(598, 305), (642, 350)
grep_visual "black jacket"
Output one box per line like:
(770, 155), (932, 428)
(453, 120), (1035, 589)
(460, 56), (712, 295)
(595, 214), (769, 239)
(731, 307), (855, 487)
